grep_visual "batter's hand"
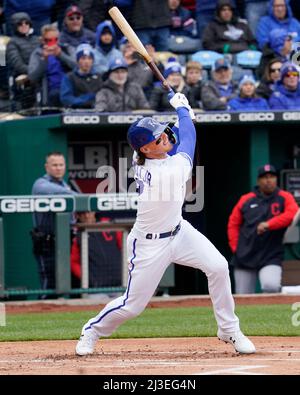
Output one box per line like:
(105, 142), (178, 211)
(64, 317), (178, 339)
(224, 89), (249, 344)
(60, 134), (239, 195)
(168, 92), (189, 109)
(168, 92), (195, 120)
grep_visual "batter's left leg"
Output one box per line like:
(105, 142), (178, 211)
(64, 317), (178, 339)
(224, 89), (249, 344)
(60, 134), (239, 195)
(76, 234), (172, 355)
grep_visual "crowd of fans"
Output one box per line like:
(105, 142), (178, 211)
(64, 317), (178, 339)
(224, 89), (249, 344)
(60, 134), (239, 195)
(1, 0), (300, 113)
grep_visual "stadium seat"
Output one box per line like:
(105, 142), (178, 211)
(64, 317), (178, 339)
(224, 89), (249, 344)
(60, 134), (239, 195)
(191, 50), (223, 70)
(168, 35), (202, 54)
(236, 50), (262, 69)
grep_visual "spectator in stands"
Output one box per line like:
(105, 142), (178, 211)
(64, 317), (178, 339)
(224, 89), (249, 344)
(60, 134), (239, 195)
(256, 58), (283, 99)
(257, 28), (293, 77)
(184, 60), (204, 108)
(71, 212), (122, 289)
(202, 0), (257, 54)
(228, 74), (269, 110)
(28, 24), (76, 107)
(228, 164), (299, 294)
(169, 0), (198, 37)
(6, 12), (40, 108)
(51, 1), (75, 30)
(4, 0), (56, 36)
(256, 0), (300, 50)
(168, 0), (200, 53)
(269, 62), (300, 109)
(195, 0), (227, 38)
(149, 59), (187, 111)
(60, 44), (103, 109)
(120, 37), (154, 96)
(201, 57), (238, 111)
(130, 0), (171, 51)
(31, 152), (77, 298)
(95, 57), (150, 112)
(243, 1), (269, 36)
(94, 20), (122, 75)
(59, 5), (95, 60)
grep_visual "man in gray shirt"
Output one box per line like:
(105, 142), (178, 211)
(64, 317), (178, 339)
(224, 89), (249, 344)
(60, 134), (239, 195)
(31, 152), (76, 297)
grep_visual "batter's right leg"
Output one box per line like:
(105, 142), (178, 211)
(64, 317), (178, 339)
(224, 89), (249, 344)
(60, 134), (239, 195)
(172, 220), (256, 354)
(76, 234), (172, 355)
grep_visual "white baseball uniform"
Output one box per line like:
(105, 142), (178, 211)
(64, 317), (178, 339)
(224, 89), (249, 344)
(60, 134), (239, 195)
(81, 106), (240, 338)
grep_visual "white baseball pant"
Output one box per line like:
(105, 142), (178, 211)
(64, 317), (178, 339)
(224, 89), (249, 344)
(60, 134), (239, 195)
(83, 219), (240, 336)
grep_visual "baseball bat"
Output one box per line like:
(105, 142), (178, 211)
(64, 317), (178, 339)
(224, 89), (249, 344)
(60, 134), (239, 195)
(108, 6), (173, 93)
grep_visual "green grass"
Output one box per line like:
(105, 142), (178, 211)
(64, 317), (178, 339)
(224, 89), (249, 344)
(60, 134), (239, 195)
(0, 305), (299, 342)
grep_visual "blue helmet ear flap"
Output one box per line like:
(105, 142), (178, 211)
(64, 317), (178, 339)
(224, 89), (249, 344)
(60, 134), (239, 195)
(164, 126), (177, 145)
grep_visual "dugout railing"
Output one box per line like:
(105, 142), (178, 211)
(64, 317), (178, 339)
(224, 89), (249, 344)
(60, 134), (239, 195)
(0, 193), (141, 298)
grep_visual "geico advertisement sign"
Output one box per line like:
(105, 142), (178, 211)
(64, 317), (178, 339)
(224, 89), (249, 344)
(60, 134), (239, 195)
(94, 195), (138, 211)
(0, 198), (69, 213)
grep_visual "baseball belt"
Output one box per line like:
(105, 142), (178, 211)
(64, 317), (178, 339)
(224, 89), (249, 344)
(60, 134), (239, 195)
(145, 222), (181, 240)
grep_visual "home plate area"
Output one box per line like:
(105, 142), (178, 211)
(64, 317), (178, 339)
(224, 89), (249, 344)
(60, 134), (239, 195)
(0, 337), (300, 375)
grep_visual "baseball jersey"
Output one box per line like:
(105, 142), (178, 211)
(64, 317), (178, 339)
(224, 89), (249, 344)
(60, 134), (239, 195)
(133, 152), (192, 233)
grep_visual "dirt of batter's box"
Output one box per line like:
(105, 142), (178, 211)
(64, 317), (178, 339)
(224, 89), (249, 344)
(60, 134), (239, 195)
(0, 337), (300, 375)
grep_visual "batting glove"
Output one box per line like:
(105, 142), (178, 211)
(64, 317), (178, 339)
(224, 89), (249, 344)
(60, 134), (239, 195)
(168, 92), (196, 121)
(168, 92), (189, 110)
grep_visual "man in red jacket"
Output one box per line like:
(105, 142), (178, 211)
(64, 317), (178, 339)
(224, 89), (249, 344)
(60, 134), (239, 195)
(227, 164), (299, 294)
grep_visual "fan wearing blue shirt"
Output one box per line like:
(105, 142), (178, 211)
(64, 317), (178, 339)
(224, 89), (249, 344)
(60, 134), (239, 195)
(228, 74), (270, 110)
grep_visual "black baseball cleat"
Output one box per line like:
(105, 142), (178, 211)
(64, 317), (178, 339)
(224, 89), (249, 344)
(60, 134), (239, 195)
(217, 329), (256, 354)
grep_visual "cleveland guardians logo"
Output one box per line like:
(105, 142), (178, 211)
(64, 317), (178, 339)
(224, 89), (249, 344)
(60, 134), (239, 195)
(291, 42), (300, 67)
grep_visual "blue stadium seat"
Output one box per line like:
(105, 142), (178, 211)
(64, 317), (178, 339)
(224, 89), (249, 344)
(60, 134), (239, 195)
(236, 50), (262, 69)
(191, 50), (223, 70)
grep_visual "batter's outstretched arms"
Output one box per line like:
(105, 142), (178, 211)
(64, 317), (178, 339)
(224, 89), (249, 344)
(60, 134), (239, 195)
(168, 92), (196, 165)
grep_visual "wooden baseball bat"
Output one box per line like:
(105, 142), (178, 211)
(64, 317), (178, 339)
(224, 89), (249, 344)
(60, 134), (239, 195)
(108, 6), (173, 93)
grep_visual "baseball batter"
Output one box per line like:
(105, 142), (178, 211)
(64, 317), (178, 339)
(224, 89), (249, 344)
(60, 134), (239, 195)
(76, 92), (256, 356)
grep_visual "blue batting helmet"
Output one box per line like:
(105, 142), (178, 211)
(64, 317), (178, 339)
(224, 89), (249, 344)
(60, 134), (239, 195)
(127, 118), (169, 150)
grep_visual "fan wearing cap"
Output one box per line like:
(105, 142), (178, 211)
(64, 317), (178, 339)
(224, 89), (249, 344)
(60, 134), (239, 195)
(95, 57), (150, 112)
(228, 164), (299, 294)
(201, 57), (238, 110)
(149, 59), (188, 111)
(269, 62), (300, 109)
(60, 44), (103, 109)
(76, 91), (257, 357)
(59, 5), (95, 60)
(228, 74), (269, 111)
(93, 21), (123, 75)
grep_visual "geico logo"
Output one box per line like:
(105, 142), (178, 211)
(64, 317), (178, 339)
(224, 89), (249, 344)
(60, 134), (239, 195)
(239, 113), (274, 121)
(153, 114), (178, 123)
(64, 115), (100, 124)
(108, 115), (143, 124)
(196, 113), (231, 122)
(0, 198), (67, 213)
(97, 197), (138, 210)
(283, 112), (300, 121)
